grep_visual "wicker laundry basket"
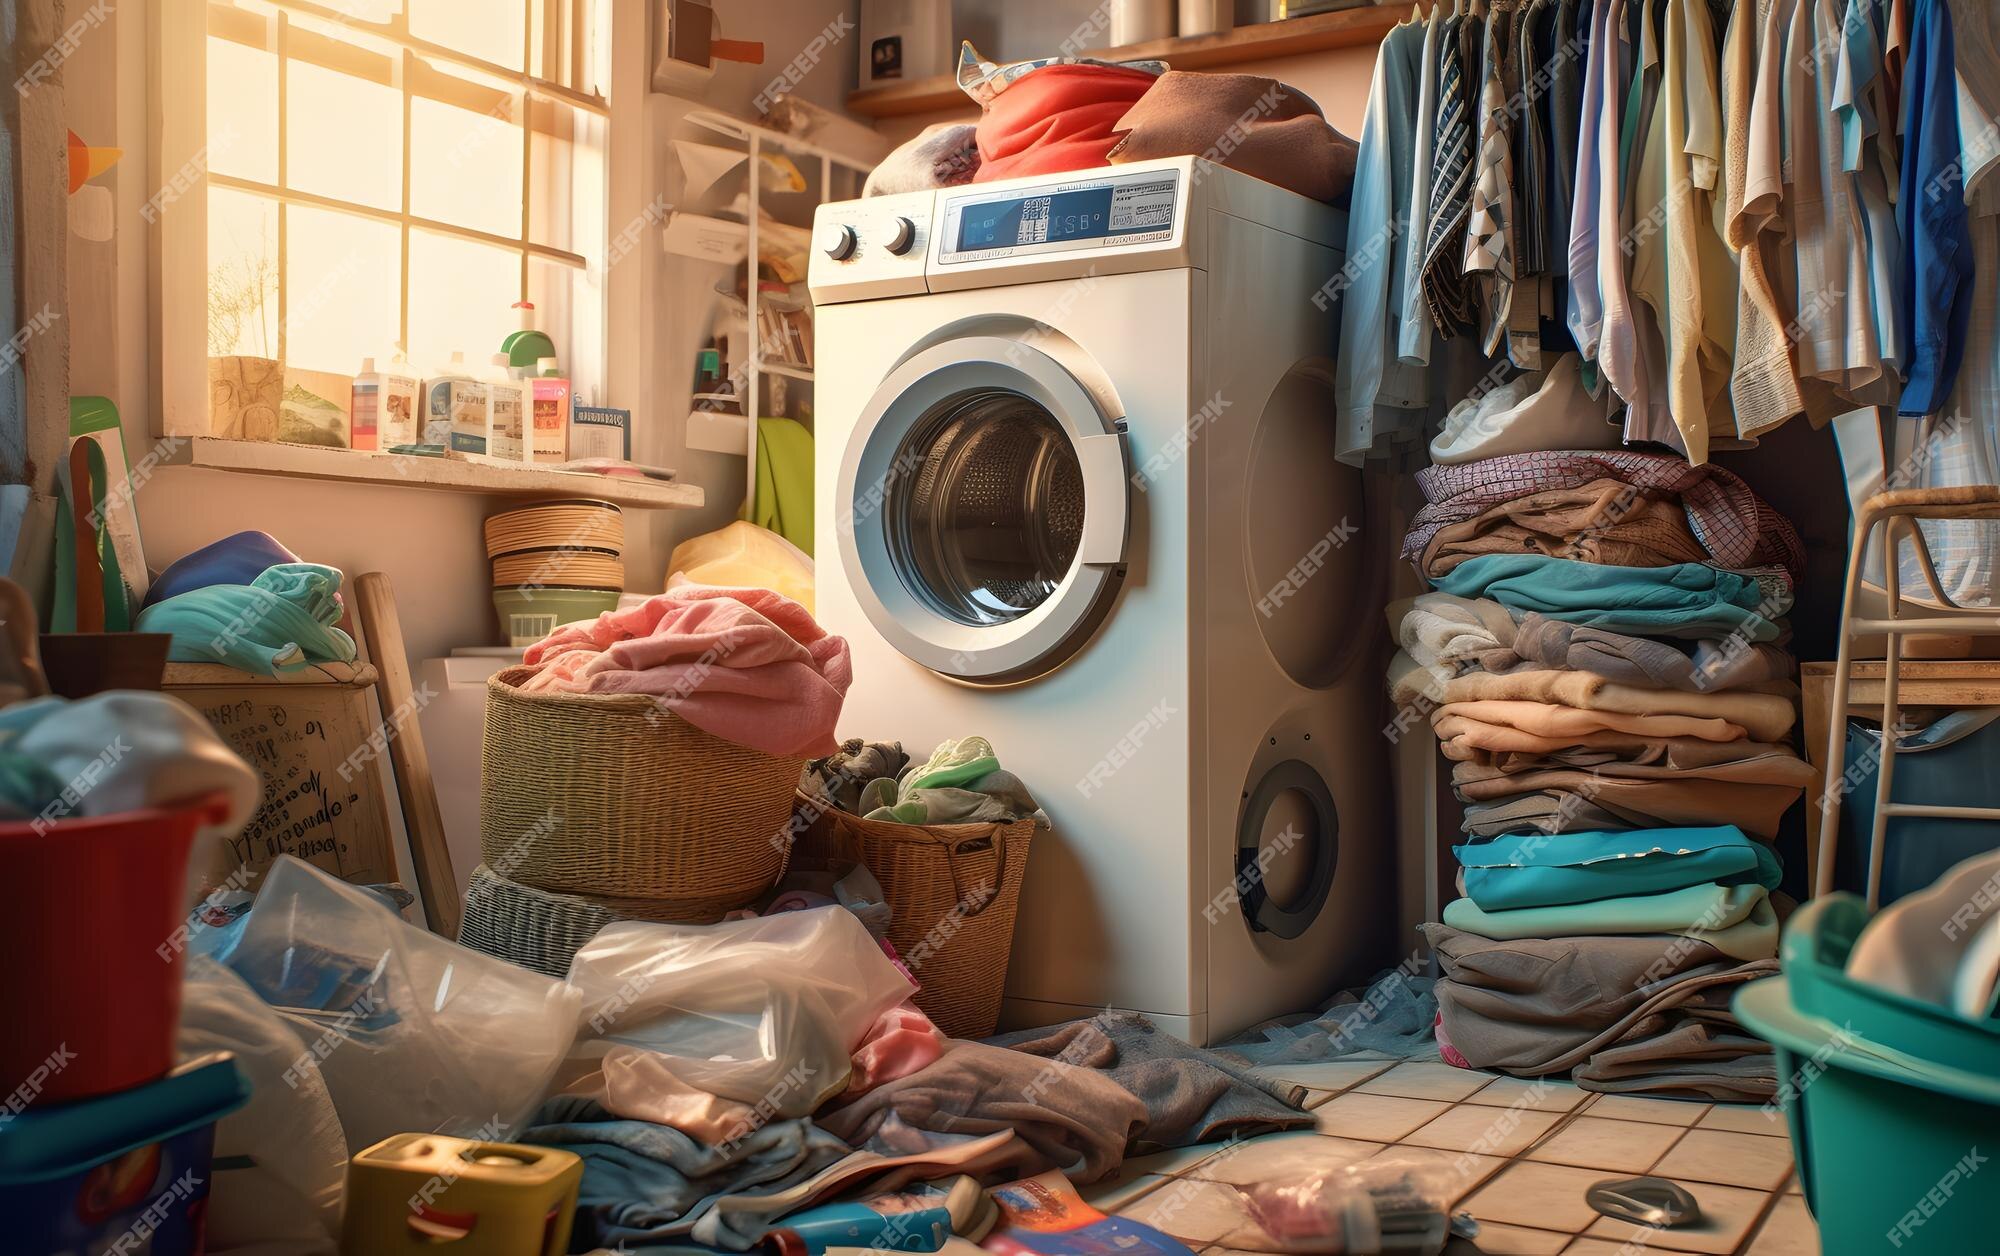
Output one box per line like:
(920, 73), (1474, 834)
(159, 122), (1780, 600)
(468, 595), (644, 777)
(457, 863), (719, 978)
(795, 789), (1034, 1038)
(481, 667), (801, 907)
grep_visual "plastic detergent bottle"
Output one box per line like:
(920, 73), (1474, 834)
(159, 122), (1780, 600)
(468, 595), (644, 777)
(424, 351), (483, 453)
(351, 352), (420, 451)
(498, 301), (558, 374)
(531, 357), (571, 465)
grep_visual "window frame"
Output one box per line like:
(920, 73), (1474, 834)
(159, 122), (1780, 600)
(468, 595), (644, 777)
(151, 0), (610, 437)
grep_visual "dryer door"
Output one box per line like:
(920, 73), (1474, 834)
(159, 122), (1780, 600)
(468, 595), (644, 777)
(837, 337), (1130, 684)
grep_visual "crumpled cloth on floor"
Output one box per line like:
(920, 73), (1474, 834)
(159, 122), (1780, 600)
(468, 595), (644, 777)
(986, 1011), (1313, 1152)
(135, 562), (357, 675)
(1422, 923), (1778, 1101)
(973, 63), (1160, 184)
(1430, 555), (1789, 642)
(517, 1095), (850, 1250)
(863, 123), (980, 196)
(1421, 480), (1713, 578)
(562, 1047), (766, 1147)
(1441, 884), (1779, 960)
(1390, 654), (1797, 741)
(518, 585), (852, 758)
(1218, 967), (1441, 1066)
(1108, 71), (1358, 205)
(846, 1003), (949, 1099)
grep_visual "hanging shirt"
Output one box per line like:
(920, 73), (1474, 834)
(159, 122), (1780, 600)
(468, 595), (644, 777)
(1602, 0), (1676, 450)
(1945, 0), (1999, 214)
(1565, 0), (1615, 366)
(1545, 0), (1587, 269)
(1896, 0), (1975, 416)
(1838, 0), (1908, 387)
(1399, 6), (1447, 367)
(1424, 12), (1482, 336)
(1335, 17), (1431, 465)
(1466, 5), (1529, 363)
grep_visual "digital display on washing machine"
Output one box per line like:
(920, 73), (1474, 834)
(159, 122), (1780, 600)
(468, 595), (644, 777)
(945, 175), (1178, 259)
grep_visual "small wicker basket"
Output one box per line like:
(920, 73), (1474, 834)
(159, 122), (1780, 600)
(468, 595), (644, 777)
(480, 666), (801, 907)
(795, 789), (1034, 1039)
(457, 863), (716, 978)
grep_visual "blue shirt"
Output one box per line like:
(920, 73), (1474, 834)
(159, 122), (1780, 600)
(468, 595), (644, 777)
(1897, 0), (1975, 416)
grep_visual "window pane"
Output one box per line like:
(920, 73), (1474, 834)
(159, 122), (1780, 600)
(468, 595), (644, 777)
(409, 0), (526, 71)
(207, 36), (278, 184)
(285, 206), (402, 374)
(286, 61), (402, 211)
(411, 91), (524, 238)
(530, 255), (600, 403)
(529, 104), (605, 254)
(407, 230), (520, 372)
(208, 189), (280, 359)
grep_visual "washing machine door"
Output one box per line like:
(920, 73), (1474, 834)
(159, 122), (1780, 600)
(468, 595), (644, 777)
(837, 336), (1130, 684)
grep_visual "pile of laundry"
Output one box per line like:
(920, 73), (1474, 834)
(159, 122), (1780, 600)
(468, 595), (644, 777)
(132, 530), (357, 675)
(802, 735), (1050, 829)
(864, 41), (1356, 205)
(1391, 447), (1815, 1101)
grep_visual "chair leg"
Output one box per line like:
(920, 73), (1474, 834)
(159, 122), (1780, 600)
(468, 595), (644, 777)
(1867, 517), (1909, 910)
(1816, 509), (1880, 898)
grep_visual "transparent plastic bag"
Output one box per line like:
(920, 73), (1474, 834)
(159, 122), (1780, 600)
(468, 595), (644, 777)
(225, 855), (581, 1151)
(1239, 1159), (1473, 1255)
(178, 956), (347, 1255)
(562, 907), (915, 1115)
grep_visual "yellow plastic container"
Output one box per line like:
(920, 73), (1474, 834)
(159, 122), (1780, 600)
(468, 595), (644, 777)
(340, 1133), (582, 1256)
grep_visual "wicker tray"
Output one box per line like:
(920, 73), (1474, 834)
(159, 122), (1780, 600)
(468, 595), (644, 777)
(457, 863), (715, 978)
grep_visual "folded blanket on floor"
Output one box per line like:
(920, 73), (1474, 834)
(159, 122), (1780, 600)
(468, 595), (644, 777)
(1455, 827), (1781, 911)
(1428, 555), (1789, 642)
(1421, 479), (1713, 577)
(1421, 923), (1781, 1100)
(134, 562), (358, 675)
(1433, 699), (1749, 743)
(1440, 884), (1778, 959)
(1107, 71), (1358, 205)
(517, 585), (852, 758)
(973, 64), (1160, 183)
(1389, 655), (1797, 741)
(986, 1012), (1314, 1153)
(517, 1096), (850, 1250)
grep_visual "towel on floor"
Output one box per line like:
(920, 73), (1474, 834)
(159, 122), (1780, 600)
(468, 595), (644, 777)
(1390, 654), (1797, 741)
(518, 585), (852, 758)
(134, 562), (358, 675)
(1429, 555), (1789, 642)
(1107, 71), (1358, 205)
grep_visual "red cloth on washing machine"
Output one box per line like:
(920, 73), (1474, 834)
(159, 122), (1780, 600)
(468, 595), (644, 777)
(972, 64), (1160, 184)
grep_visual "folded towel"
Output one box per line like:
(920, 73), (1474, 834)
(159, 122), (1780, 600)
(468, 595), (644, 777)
(1455, 826), (1781, 911)
(134, 562), (357, 675)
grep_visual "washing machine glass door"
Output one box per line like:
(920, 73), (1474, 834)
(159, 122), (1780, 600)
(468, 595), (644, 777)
(839, 337), (1130, 683)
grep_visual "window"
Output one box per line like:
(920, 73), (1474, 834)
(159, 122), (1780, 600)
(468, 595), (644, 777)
(160, 0), (610, 431)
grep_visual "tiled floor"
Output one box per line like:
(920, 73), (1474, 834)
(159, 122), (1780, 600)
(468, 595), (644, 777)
(1089, 1058), (1819, 1255)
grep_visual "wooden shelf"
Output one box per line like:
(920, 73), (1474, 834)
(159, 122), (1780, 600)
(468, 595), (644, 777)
(166, 438), (705, 510)
(163, 661), (378, 688)
(845, 7), (1405, 119)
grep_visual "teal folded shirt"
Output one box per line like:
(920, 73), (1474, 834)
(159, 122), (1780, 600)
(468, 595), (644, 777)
(1431, 555), (1788, 642)
(135, 562), (358, 675)
(1441, 883), (1778, 960)
(1455, 826), (1782, 911)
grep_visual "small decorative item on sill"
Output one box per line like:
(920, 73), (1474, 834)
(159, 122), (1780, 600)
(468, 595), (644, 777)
(207, 356), (282, 441)
(279, 366), (354, 448)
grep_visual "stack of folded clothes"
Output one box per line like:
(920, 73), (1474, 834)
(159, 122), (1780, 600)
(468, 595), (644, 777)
(1390, 449), (1814, 1101)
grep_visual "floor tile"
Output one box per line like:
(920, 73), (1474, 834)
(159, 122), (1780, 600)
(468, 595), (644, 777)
(1248, 1059), (1395, 1094)
(1583, 1095), (1711, 1127)
(1357, 1143), (1507, 1206)
(1579, 1180), (1773, 1254)
(1460, 1222), (1571, 1254)
(1695, 1103), (1790, 1138)
(1561, 1239), (1705, 1254)
(1186, 1131), (1383, 1186)
(1080, 1173), (1171, 1212)
(1465, 1076), (1591, 1114)
(1786, 1173), (1802, 1195)
(1356, 1061), (1497, 1102)
(1311, 1091), (1451, 1142)
(1746, 1191), (1820, 1255)
(1651, 1129), (1794, 1191)
(1527, 1115), (1687, 1174)
(1117, 1176), (1259, 1247)
(1401, 1102), (1563, 1156)
(1124, 1143), (1232, 1178)
(1461, 1161), (1619, 1233)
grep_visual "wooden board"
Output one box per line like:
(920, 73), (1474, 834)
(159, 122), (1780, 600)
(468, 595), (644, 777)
(165, 661), (400, 890)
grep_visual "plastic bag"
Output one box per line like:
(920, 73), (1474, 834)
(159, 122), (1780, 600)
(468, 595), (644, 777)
(563, 907), (915, 1115)
(225, 855), (581, 1151)
(1240, 1159), (1472, 1255)
(178, 956), (346, 1256)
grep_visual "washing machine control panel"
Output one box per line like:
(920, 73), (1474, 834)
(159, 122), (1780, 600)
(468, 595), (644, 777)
(935, 168), (1179, 265)
(808, 191), (937, 303)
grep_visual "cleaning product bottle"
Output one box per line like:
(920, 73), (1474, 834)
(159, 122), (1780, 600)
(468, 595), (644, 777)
(498, 301), (558, 374)
(531, 357), (571, 465)
(427, 351), (487, 455)
(484, 354), (529, 462)
(351, 350), (420, 452)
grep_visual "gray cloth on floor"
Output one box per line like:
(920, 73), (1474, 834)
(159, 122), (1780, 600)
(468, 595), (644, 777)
(987, 1012), (1315, 1153)
(1460, 791), (1636, 837)
(1423, 923), (1779, 1102)
(1219, 967), (1442, 1066)
(517, 1095), (850, 1251)
(802, 739), (909, 815)
(862, 123), (980, 196)
(1571, 1020), (1777, 1102)
(817, 1038), (1148, 1184)
(1510, 613), (1795, 693)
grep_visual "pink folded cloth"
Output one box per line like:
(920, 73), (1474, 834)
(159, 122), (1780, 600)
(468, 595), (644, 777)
(518, 585), (853, 758)
(844, 1002), (949, 1100)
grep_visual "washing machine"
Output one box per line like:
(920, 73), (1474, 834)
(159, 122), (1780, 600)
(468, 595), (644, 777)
(809, 156), (1395, 1044)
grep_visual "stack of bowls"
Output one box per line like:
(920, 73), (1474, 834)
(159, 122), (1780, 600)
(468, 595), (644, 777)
(485, 499), (624, 645)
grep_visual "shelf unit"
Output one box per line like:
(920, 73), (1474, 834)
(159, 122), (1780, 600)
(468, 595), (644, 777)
(844, 6), (1406, 118)
(165, 437), (706, 509)
(673, 111), (872, 504)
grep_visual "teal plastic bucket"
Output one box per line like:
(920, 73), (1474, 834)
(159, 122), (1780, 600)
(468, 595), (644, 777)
(1734, 895), (2000, 1256)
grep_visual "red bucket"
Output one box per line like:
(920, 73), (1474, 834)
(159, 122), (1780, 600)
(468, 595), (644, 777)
(0, 795), (230, 1108)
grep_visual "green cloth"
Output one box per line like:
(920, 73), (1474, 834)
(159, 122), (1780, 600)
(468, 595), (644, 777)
(740, 417), (814, 555)
(1431, 554), (1786, 641)
(1455, 826), (1781, 911)
(904, 735), (1002, 790)
(862, 735), (1048, 827)
(134, 562), (358, 676)
(1441, 883), (1777, 960)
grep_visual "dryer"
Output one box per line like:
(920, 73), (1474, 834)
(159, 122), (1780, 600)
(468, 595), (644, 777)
(809, 157), (1395, 1044)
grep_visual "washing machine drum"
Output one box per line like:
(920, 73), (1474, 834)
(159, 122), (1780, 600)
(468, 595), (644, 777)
(839, 338), (1131, 684)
